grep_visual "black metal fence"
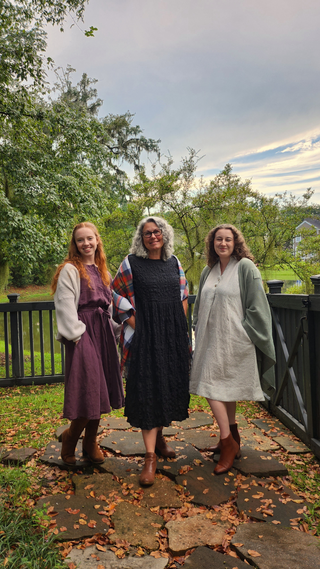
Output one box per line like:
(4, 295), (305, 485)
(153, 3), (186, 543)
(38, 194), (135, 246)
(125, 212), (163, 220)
(265, 276), (320, 459)
(1, 279), (320, 458)
(0, 293), (64, 386)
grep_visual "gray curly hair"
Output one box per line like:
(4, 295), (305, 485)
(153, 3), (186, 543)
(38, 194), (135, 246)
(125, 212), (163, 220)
(130, 216), (174, 261)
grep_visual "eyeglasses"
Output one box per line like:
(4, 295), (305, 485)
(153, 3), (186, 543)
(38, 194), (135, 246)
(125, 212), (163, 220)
(143, 229), (162, 238)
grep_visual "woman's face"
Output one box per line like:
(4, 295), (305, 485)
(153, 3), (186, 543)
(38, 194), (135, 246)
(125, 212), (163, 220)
(214, 228), (234, 261)
(74, 227), (99, 264)
(142, 221), (164, 256)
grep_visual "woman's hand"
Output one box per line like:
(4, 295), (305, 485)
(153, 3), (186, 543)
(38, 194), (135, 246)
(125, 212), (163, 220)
(127, 314), (136, 330)
(182, 298), (188, 316)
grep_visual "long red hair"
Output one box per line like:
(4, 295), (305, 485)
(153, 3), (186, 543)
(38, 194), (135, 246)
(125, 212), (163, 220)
(51, 222), (110, 294)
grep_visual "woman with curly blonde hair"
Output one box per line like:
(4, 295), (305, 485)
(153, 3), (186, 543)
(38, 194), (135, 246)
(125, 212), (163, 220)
(113, 216), (191, 486)
(190, 224), (275, 474)
(52, 222), (124, 466)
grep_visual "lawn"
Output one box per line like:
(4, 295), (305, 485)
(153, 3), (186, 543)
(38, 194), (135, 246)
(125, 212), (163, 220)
(261, 268), (299, 281)
(0, 285), (52, 304)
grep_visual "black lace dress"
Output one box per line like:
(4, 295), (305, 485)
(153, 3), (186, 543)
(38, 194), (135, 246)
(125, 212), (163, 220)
(125, 254), (190, 430)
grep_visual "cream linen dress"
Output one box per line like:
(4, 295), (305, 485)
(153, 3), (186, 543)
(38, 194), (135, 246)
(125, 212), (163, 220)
(190, 257), (264, 401)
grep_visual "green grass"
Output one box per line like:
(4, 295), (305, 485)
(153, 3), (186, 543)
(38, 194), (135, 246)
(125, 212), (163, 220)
(0, 465), (69, 568)
(0, 285), (52, 304)
(261, 268), (299, 281)
(0, 384), (66, 449)
(0, 384), (126, 449)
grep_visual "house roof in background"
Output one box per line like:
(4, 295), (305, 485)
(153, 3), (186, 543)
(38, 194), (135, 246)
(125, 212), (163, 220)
(296, 217), (320, 230)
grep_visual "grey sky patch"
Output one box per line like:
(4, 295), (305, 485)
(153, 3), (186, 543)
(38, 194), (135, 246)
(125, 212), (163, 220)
(45, 0), (320, 201)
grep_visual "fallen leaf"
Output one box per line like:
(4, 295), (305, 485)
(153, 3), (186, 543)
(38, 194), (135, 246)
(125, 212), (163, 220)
(248, 550), (261, 557)
(203, 488), (209, 494)
(96, 545), (106, 552)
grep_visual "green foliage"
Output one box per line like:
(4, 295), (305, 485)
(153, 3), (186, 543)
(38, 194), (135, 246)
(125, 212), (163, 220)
(0, 465), (68, 568)
(285, 283), (306, 294)
(106, 150), (315, 292)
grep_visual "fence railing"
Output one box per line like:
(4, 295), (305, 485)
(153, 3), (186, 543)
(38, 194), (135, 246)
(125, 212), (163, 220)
(265, 276), (320, 459)
(0, 293), (64, 386)
(1, 277), (320, 458)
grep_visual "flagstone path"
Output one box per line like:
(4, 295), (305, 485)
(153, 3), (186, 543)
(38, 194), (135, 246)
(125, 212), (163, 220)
(2, 411), (319, 568)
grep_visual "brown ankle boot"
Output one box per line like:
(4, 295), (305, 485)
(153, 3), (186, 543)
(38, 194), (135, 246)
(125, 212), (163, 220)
(156, 429), (176, 458)
(61, 418), (88, 465)
(82, 419), (105, 464)
(140, 452), (157, 486)
(214, 432), (240, 475)
(207, 423), (241, 458)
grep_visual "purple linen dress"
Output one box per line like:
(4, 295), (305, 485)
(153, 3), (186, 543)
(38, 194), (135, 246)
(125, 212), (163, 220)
(63, 265), (124, 420)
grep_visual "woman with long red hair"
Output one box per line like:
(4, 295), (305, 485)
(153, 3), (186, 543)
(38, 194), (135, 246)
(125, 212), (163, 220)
(52, 222), (124, 465)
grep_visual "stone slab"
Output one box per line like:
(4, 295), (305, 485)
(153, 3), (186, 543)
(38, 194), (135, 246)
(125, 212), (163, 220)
(172, 412), (212, 429)
(0, 447), (9, 460)
(121, 475), (183, 508)
(213, 446), (288, 477)
(178, 429), (220, 450)
(100, 431), (145, 456)
(251, 418), (292, 437)
(100, 416), (132, 430)
(236, 476), (307, 526)
(39, 440), (92, 470)
(1, 447), (37, 465)
(231, 523), (320, 569)
(36, 494), (112, 541)
(235, 414), (250, 429)
(166, 514), (230, 554)
(111, 501), (164, 550)
(100, 456), (142, 479)
(162, 425), (182, 436)
(72, 472), (121, 498)
(176, 461), (234, 506)
(184, 546), (249, 569)
(67, 545), (169, 569)
(272, 435), (309, 454)
(239, 428), (279, 452)
(157, 441), (205, 479)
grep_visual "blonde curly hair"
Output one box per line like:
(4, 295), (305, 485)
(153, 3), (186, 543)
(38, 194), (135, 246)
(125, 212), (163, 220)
(130, 216), (174, 261)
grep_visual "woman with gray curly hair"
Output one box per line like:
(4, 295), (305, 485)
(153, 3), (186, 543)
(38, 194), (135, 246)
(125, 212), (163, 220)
(190, 224), (275, 475)
(113, 216), (191, 486)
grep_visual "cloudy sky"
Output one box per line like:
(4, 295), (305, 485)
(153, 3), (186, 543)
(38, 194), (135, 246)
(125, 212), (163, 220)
(46, 0), (320, 202)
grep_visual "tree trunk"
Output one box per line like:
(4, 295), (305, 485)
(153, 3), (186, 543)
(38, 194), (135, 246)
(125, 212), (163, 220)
(0, 260), (9, 292)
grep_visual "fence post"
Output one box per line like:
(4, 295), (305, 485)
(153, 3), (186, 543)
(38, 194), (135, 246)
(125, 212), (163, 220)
(266, 280), (284, 294)
(7, 293), (22, 378)
(309, 275), (320, 442)
(310, 275), (320, 294)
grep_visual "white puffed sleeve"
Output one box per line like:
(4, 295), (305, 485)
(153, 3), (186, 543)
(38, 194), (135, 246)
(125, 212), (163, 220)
(54, 264), (86, 342)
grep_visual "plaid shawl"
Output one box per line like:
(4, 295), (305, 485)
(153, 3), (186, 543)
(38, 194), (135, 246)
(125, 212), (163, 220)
(112, 254), (189, 371)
